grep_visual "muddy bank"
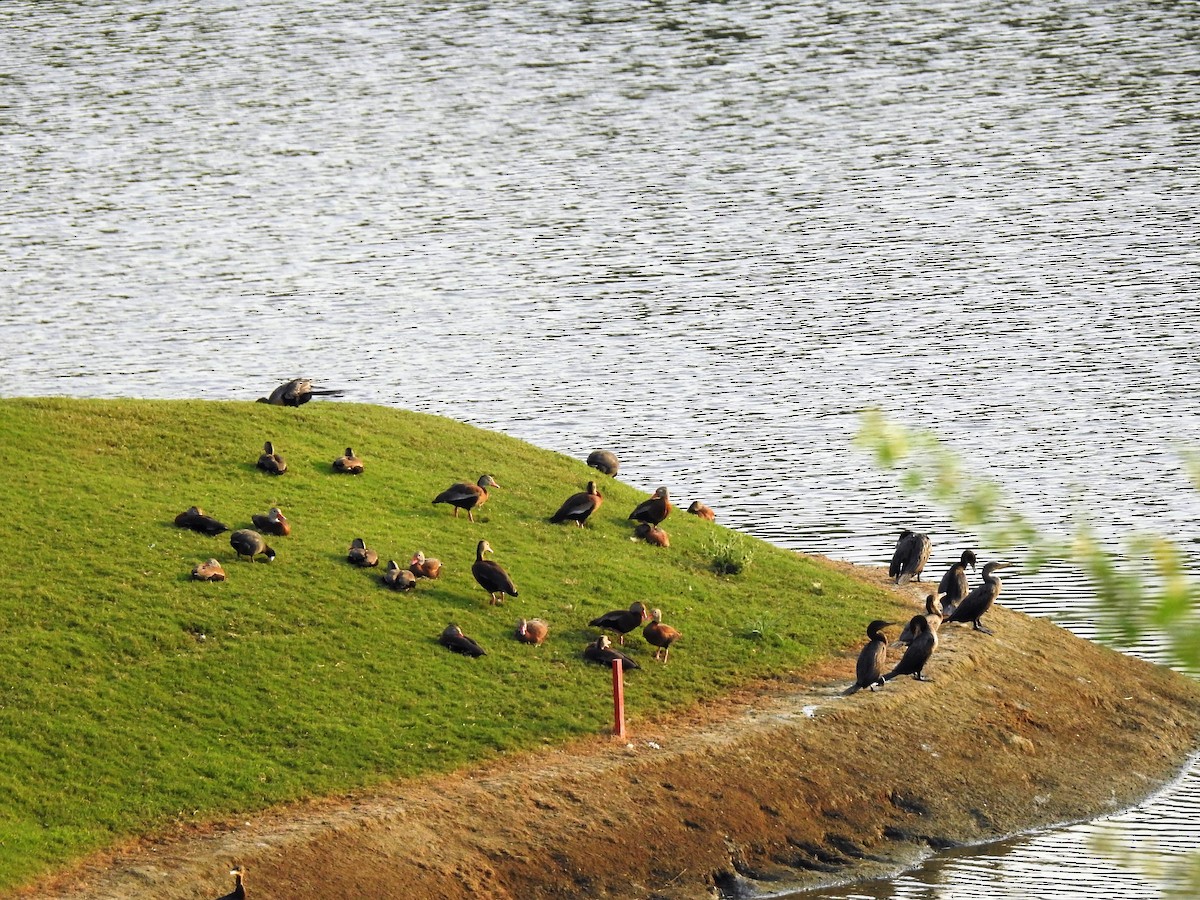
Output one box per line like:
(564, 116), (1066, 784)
(26, 562), (1200, 899)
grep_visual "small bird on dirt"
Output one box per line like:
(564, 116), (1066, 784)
(643, 608), (681, 663)
(889, 529), (931, 584)
(843, 620), (893, 695)
(433, 475), (500, 523)
(883, 614), (938, 683)
(347, 537), (379, 568)
(629, 486), (672, 526)
(174, 506), (228, 536)
(229, 529), (275, 562)
(589, 601), (649, 646)
(549, 480), (603, 527)
(256, 441), (287, 476)
(191, 558), (227, 582)
(440, 623), (486, 657)
(382, 560), (417, 591)
(332, 446), (364, 474)
(472, 539), (518, 605)
(583, 635), (639, 671)
(250, 506), (291, 537)
(257, 378), (345, 406)
(515, 618), (549, 645)
(686, 500), (716, 521)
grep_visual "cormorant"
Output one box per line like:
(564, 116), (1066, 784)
(843, 619), (893, 694)
(588, 601), (649, 646)
(898, 594), (944, 643)
(432, 475), (500, 522)
(629, 486), (672, 526)
(219, 866), (246, 900)
(945, 561), (1011, 635)
(229, 529), (275, 562)
(472, 539), (518, 605)
(883, 614), (938, 682)
(937, 549), (977, 611)
(643, 608), (682, 663)
(256, 378), (345, 406)
(889, 529), (932, 584)
(549, 480), (603, 527)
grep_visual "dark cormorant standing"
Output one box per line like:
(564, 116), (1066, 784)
(883, 614), (938, 682)
(937, 550), (977, 611)
(588, 601), (649, 646)
(629, 486), (672, 525)
(945, 561), (1010, 635)
(256, 378), (345, 406)
(432, 475), (500, 522)
(843, 619), (893, 695)
(889, 529), (932, 584)
(549, 480), (603, 526)
(472, 539), (518, 605)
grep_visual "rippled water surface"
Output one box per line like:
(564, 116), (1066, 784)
(2, 0), (1198, 895)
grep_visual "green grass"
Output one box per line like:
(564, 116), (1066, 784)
(0, 397), (910, 889)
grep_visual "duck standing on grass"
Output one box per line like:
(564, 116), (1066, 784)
(332, 446), (364, 474)
(382, 560), (417, 591)
(433, 475), (500, 522)
(843, 619), (893, 695)
(629, 486), (672, 525)
(583, 635), (639, 671)
(643, 608), (681, 663)
(549, 480), (603, 527)
(588, 601), (649, 646)
(229, 529), (275, 563)
(472, 540), (518, 605)
(256, 441), (287, 475)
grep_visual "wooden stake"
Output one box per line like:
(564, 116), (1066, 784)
(612, 658), (626, 739)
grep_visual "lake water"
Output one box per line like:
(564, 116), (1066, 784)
(2, 0), (1198, 896)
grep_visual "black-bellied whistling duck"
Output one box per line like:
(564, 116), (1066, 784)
(515, 618), (548, 645)
(433, 475), (500, 522)
(583, 635), (639, 671)
(937, 549), (977, 611)
(229, 529), (275, 562)
(191, 558), (226, 582)
(250, 507), (290, 537)
(898, 594), (944, 643)
(347, 537), (379, 568)
(843, 619), (893, 695)
(472, 540), (518, 605)
(382, 560), (417, 591)
(256, 378), (345, 406)
(588, 601), (649, 646)
(219, 866), (246, 900)
(945, 561), (1011, 635)
(629, 486), (672, 525)
(549, 480), (603, 527)
(643, 608), (681, 663)
(889, 529), (931, 584)
(440, 623), (486, 657)
(332, 446), (364, 474)
(256, 441), (287, 476)
(586, 449), (619, 476)
(409, 551), (442, 579)
(686, 500), (716, 521)
(883, 615), (938, 683)
(174, 506), (228, 536)
(633, 522), (670, 547)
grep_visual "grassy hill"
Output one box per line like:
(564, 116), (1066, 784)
(0, 397), (910, 890)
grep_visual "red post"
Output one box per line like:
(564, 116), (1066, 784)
(612, 658), (626, 739)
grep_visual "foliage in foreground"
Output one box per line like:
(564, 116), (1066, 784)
(0, 398), (905, 890)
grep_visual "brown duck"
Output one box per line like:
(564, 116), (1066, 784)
(257, 378), (345, 406)
(583, 635), (639, 671)
(686, 500), (716, 521)
(515, 618), (549, 645)
(549, 480), (603, 527)
(229, 529), (275, 562)
(256, 441), (287, 476)
(382, 560), (417, 591)
(629, 486), (672, 525)
(433, 474), (500, 522)
(472, 539), (518, 605)
(250, 507), (290, 537)
(332, 446), (364, 474)
(174, 506), (228, 536)
(588, 601), (649, 646)
(643, 608), (681, 663)
(409, 551), (442, 579)
(440, 623), (486, 657)
(191, 558), (227, 582)
(347, 537), (379, 568)
(633, 522), (670, 547)
(586, 449), (619, 476)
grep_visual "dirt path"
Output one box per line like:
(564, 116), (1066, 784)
(22, 563), (1200, 899)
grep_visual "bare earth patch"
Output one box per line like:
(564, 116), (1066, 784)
(22, 561), (1200, 900)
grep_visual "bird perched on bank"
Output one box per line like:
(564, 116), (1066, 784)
(629, 486), (672, 525)
(843, 619), (893, 695)
(250, 506), (290, 537)
(589, 601), (649, 646)
(191, 558), (226, 582)
(256, 441), (287, 475)
(583, 635), (639, 671)
(219, 866), (246, 900)
(549, 480), (603, 527)
(440, 623), (486, 657)
(382, 560), (417, 591)
(633, 522), (670, 547)
(945, 561), (1011, 635)
(332, 447), (364, 474)
(347, 537), (379, 567)
(889, 529), (931, 584)
(686, 500), (716, 521)
(230, 529), (275, 563)
(174, 506), (228, 536)
(257, 378), (345, 406)
(472, 539), (518, 605)
(433, 475), (500, 523)
(587, 449), (619, 476)
(937, 550), (977, 611)
(883, 614), (938, 683)
(409, 551), (442, 579)
(515, 618), (549, 645)
(643, 608), (681, 663)
(898, 594), (944, 644)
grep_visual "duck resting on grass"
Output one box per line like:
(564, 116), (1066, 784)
(256, 441), (287, 476)
(633, 522), (670, 547)
(409, 551), (442, 579)
(433, 474), (500, 522)
(472, 539), (518, 605)
(583, 635), (639, 671)
(347, 537), (379, 567)
(549, 480), (603, 527)
(589, 601), (649, 646)
(251, 506), (290, 536)
(174, 506), (228, 536)
(515, 618), (549, 645)
(229, 529), (275, 563)
(257, 378), (345, 406)
(382, 560), (417, 591)
(843, 619), (893, 695)
(686, 500), (716, 521)
(332, 446), (364, 474)
(440, 623), (486, 657)
(191, 558), (226, 582)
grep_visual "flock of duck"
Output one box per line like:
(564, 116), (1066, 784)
(176, 380), (708, 678)
(844, 532), (1012, 694)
